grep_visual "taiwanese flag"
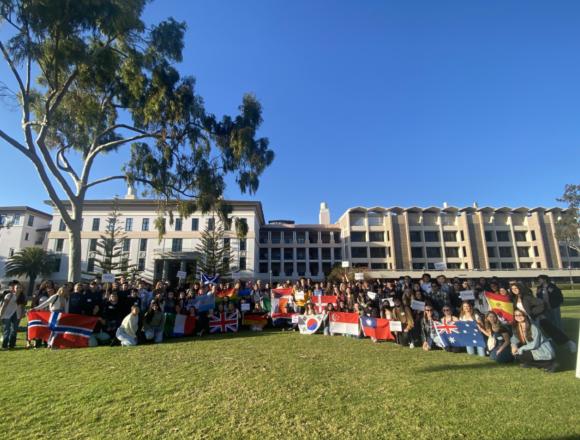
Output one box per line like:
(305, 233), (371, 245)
(27, 311), (99, 349)
(272, 287), (293, 296)
(485, 291), (514, 323)
(312, 295), (338, 313)
(216, 288), (236, 298)
(360, 316), (394, 340)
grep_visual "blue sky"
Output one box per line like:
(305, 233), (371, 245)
(1, 0), (579, 223)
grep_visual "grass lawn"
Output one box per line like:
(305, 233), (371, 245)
(1, 293), (580, 439)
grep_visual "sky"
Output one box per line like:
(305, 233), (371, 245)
(1, 0), (579, 223)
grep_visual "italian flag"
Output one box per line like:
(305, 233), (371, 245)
(164, 313), (196, 337)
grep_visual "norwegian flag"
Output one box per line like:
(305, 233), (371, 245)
(27, 311), (99, 349)
(209, 311), (239, 333)
(313, 295), (338, 313)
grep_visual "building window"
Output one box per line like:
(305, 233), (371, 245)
(296, 262), (306, 276)
(334, 248), (342, 260)
(520, 262), (532, 268)
(59, 219), (66, 231)
(412, 262), (425, 270)
(514, 231), (527, 242)
(484, 231), (493, 242)
(351, 232), (366, 242)
(496, 231), (510, 242)
(517, 247), (529, 258)
(284, 231), (293, 244)
(309, 262), (319, 275)
(370, 263), (387, 269)
(369, 247), (386, 258)
(191, 218), (199, 231)
(172, 238), (182, 252)
(92, 218), (100, 231)
(426, 247), (442, 258)
(139, 239), (147, 252)
(8, 247), (15, 257)
(138, 258), (146, 271)
(369, 231), (384, 242)
(411, 247), (424, 258)
(445, 247), (459, 258)
(125, 218), (133, 232)
(271, 248), (281, 260)
(460, 231), (465, 241)
(123, 238), (130, 252)
(321, 232), (331, 244)
(56, 239), (64, 252)
(259, 262), (268, 273)
(283, 262), (293, 276)
(499, 247), (512, 258)
(533, 246), (539, 257)
(239, 257), (246, 271)
(296, 248), (306, 260)
(142, 218), (150, 231)
(531, 230), (537, 241)
(308, 231), (319, 243)
(501, 262), (515, 269)
(296, 231), (306, 244)
(27, 215), (35, 227)
(333, 231), (341, 243)
(271, 262), (280, 276)
(207, 217), (215, 231)
(443, 231), (457, 242)
(447, 263), (461, 269)
(259, 248), (268, 260)
(282, 248), (293, 260)
(239, 239), (246, 251)
(487, 246), (496, 258)
(52, 257), (61, 273)
(489, 262), (498, 269)
(424, 231), (439, 242)
(12, 214), (21, 225)
(351, 247), (368, 258)
(259, 231), (268, 244)
(367, 214), (383, 226)
(410, 231), (422, 242)
(309, 248), (318, 260)
(87, 258), (95, 273)
(271, 231), (281, 244)
(89, 239), (97, 252)
(321, 248), (331, 260)
(24, 232), (29, 241)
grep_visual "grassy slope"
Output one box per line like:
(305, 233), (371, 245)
(1, 293), (580, 440)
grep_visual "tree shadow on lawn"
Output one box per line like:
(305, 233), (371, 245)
(160, 329), (284, 346)
(416, 361), (508, 374)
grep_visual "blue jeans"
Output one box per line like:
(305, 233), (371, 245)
(466, 345), (485, 357)
(490, 347), (514, 363)
(2, 313), (19, 348)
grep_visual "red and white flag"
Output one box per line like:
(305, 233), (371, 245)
(27, 311), (99, 349)
(313, 295), (338, 313)
(329, 312), (359, 336)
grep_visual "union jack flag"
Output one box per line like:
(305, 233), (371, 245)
(27, 311), (99, 349)
(209, 311), (239, 333)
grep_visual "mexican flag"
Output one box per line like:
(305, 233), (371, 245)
(164, 313), (196, 337)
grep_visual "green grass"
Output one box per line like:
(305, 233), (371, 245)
(2, 293), (580, 439)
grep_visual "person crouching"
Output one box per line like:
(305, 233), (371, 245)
(116, 305), (140, 347)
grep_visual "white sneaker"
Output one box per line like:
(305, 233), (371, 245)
(567, 340), (577, 353)
(409, 342), (415, 349)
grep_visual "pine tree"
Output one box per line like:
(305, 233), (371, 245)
(195, 220), (233, 279)
(90, 201), (133, 276)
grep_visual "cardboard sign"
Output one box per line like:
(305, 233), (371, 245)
(367, 292), (377, 300)
(176, 270), (187, 279)
(241, 303), (251, 312)
(434, 262), (447, 271)
(411, 299), (425, 312)
(389, 320), (403, 332)
(291, 314), (299, 324)
(354, 273), (364, 281)
(295, 291), (305, 301)
(386, 297), (395, 307)
(341, 261), (350, 268)
(459, 290), (475, 301)
(101, 273), (115, 283)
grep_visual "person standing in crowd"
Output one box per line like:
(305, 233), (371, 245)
(511, 282), (576, 353)
(0, 281), (25, 350)
(420, 304), (441, 351)
(33, 286), (70, 313)
(391, 297), (414, 347)
(116, 305), (140, 347)
(482, 311), (513, 363)
(511, 310), (557, 372)
(536, 275), (564, 330)
(459, 302), (485, 357)
(68, 283), (85, 315)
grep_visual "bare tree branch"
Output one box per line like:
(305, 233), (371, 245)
(0, 41), (26, 98)
(56, 146), (80, 182)
(0, 128), (30, 157)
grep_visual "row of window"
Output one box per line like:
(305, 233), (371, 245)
(409, 230), (465, 242)
(411, 246), (465, 259)
(58, 217), (246, 233)
(0, 213), (36, 226)
(259, 247), (342, 261)
(259, 230), (340, 244)
(258, 262), (334, 277)
(351, 231), (390, 242)
(485, 230), (537, 242)
(86, 256), (248, 273)
(487, 246), (540, 259)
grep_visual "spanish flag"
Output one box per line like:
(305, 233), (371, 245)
(484, 291), (514, 323)
(216, 288), (236, 298)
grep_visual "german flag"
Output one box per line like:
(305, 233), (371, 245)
(243, 313), (268, 329)
(484, 291), (514, 323)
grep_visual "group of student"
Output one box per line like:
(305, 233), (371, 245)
(0, 273), (576, 373)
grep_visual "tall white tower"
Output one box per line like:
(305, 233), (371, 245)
(319, 202), (330, 225)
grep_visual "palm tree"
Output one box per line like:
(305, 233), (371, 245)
(5, 247), (56, 297)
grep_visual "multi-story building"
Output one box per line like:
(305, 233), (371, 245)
(45, 195), (580, 283)
(0, 206), (52, 280)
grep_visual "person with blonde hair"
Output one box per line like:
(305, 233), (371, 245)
(32, 286), (70, 313)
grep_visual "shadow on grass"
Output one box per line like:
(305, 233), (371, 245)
(417, 361), (508, 373)
(157, 328), (284, 346)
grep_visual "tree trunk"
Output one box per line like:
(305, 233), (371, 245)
(68, 224), (83, 282)
(27, 274), (37, 298)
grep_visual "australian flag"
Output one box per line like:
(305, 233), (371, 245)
(434, 320), (485, 348)
(201, 273), (220, 285)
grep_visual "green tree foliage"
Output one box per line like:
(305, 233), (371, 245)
(0, 0), (274, 281)
(5, 247), (55, 296)
(195, 221), (233, 280)
(89, 201), (133, 276)
(556, 183), (580, 254)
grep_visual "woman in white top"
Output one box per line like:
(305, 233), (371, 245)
(116, 305), (140, 346)
(32, 286), (70, 313)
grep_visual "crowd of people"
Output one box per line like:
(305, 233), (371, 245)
(0, 273), (576, 373)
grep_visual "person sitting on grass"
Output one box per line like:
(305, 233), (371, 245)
(510, 310), (557, 373)
(143, 301), (165, 344)
(116, 305), (140, 347)
(481, 311), (513, 364)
